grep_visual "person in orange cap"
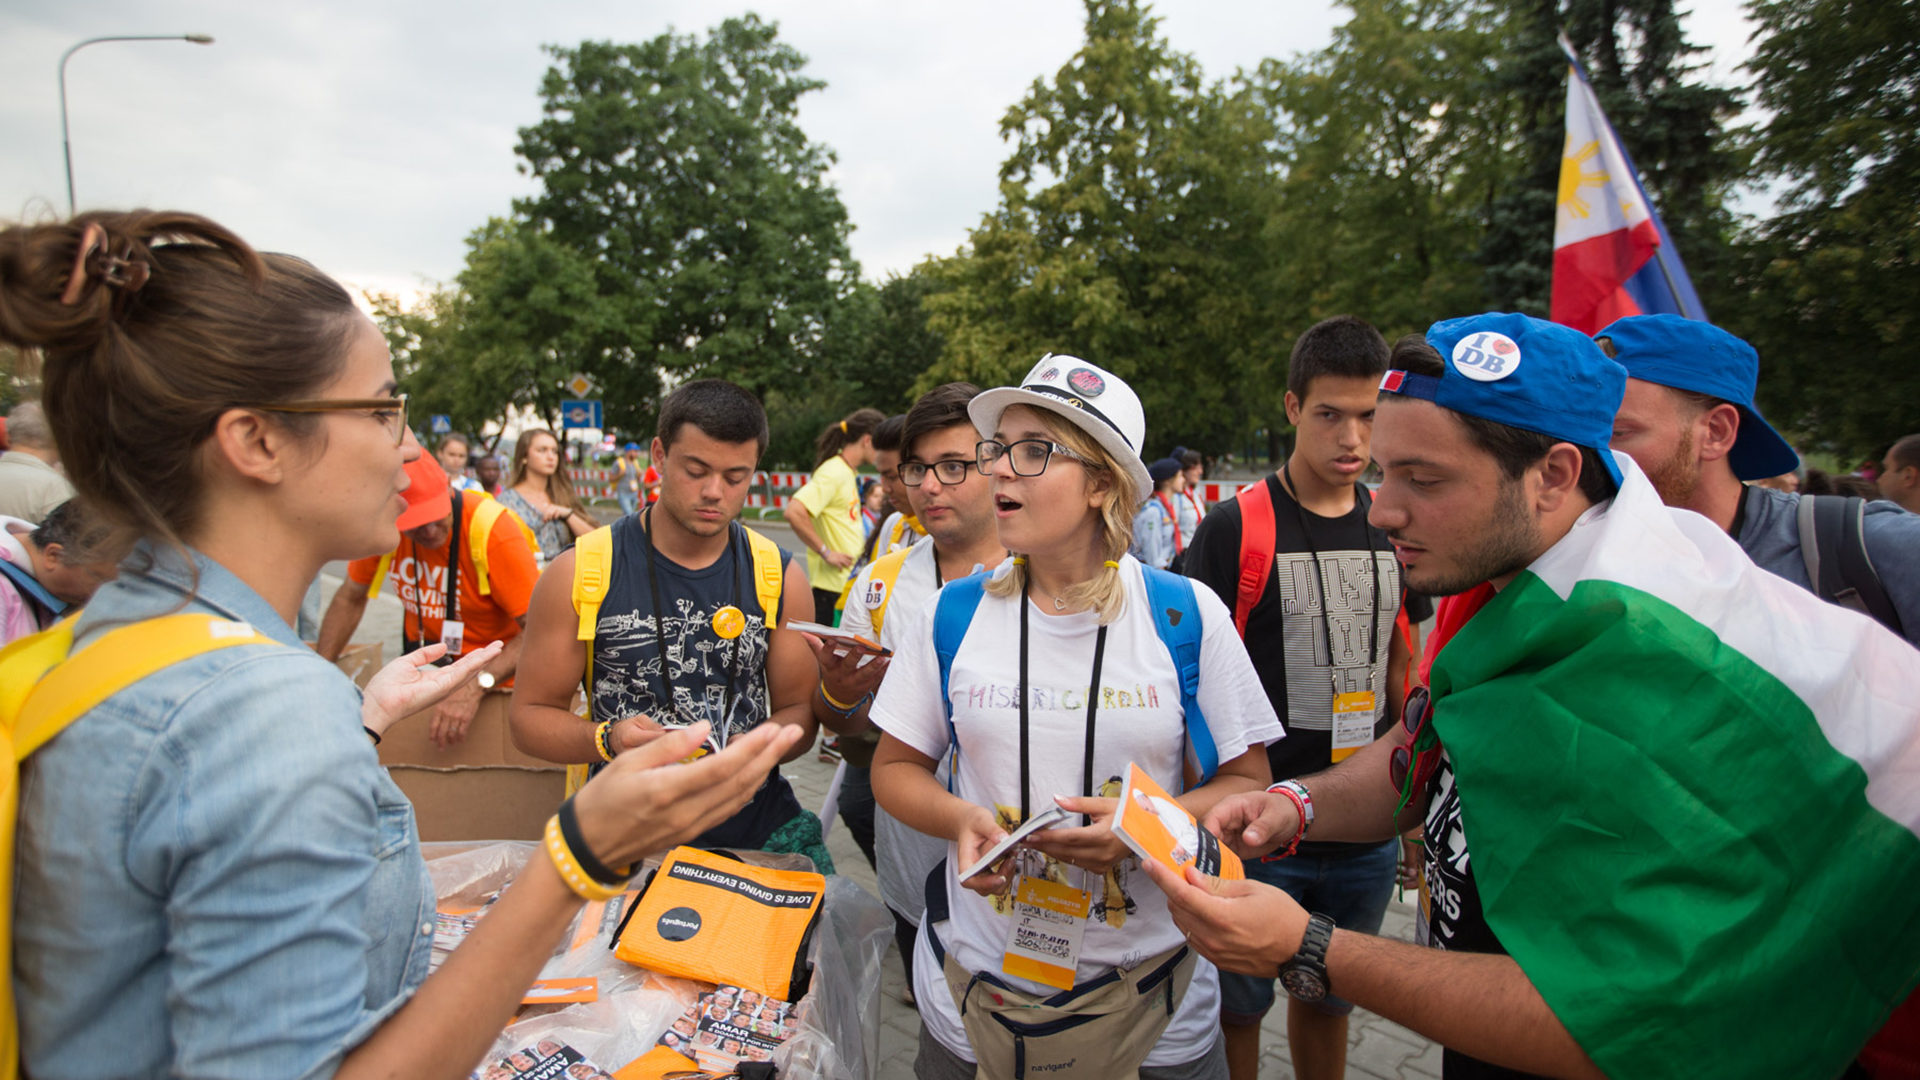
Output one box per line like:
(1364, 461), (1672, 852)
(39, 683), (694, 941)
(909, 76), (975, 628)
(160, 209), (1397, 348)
(318, 453), (542, 745)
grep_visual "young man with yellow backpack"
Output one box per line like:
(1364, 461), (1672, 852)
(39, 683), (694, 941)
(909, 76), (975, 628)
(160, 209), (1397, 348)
(510, 380), (828, 868)
(316, 454), (540, 748)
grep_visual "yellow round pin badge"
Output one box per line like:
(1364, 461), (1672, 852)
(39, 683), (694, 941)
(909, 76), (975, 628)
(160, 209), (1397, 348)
(711, 605), (746, 640)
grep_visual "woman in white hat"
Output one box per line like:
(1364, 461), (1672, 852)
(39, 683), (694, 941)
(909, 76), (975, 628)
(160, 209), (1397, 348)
(870, 356), (1280, 1079)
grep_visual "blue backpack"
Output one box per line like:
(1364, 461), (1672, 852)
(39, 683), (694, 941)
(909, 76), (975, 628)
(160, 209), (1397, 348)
(930, 566), (1218, 792)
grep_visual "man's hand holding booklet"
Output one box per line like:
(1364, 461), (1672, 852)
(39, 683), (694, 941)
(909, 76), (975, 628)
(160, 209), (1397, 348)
(1111, 763), (1243, 882)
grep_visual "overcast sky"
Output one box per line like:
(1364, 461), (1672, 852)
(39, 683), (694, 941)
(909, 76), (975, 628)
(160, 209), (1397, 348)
(2, 0), (1758, 303)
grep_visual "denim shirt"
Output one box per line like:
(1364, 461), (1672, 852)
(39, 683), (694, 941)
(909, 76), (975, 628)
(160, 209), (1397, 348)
(1737, 485), (1920, 647)
(13, 545), (435, 1079)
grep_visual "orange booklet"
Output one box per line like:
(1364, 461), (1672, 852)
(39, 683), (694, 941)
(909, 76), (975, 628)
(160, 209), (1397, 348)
(1110, 763), (1243, 881)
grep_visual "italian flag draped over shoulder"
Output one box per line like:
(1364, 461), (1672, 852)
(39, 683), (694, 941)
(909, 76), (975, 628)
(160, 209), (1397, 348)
(1429, 457), (1920, 1080)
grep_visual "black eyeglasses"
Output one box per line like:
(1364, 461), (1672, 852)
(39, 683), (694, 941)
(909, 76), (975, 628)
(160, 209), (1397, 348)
(899, 459), (973, 486)
(976, 438), (1091, 477)
(243, 394), (410, 446)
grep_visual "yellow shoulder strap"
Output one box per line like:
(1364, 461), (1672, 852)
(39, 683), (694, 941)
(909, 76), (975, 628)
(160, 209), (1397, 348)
(366, 550), (394, 599)
(572, 525), (615, 642)
(864, 547), (914, 641)
(743, 527), (783, 627)
(15, 614), (279, 749)
(468, 494), (510, 597)
(0, 611), (275, 1080)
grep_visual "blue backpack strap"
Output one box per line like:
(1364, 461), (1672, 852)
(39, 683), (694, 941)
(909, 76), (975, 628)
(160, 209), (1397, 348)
(0, 557), (65, 622)
(1141, 566), (1216, 788)
(932, 574), (988, 793)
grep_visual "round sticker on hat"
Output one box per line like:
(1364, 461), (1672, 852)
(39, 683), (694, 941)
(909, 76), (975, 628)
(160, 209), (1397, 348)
(1067, 368), (1106, 397)
(1450, 331), (1522, 382)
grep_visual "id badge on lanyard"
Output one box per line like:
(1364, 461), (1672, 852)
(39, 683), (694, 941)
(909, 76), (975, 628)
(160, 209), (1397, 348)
(1001, 873), (1092, 991)
(1331, 683), (1376, 761)
(438, 619), (465, 658)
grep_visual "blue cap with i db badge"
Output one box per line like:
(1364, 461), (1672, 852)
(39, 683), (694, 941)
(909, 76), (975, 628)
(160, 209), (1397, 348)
(1379, 312), (1627, 488)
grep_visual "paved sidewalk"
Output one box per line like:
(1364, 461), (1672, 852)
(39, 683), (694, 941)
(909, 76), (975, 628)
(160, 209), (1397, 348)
(781, 749), (1441, 1080)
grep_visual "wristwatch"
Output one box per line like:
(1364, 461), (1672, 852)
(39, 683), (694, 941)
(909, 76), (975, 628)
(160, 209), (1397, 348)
(476, 670), (498, 692)
(1279, 912), (1337, 1002)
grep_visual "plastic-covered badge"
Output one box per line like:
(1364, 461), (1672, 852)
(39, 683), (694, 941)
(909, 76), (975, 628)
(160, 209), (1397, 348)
(711, 605), (746, 640)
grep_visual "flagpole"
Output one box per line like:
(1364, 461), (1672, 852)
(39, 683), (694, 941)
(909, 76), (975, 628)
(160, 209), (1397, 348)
(1556, 32), (1705, 321)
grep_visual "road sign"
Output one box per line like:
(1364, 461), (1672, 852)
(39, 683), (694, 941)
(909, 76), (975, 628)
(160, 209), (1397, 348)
(566, 373), (595, 398)
(560, 400), (603, 430)
(429, 414), (452, 434)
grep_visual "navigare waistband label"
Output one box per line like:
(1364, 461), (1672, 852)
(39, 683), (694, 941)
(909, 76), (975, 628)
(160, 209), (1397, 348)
(668, 861), (819, 908)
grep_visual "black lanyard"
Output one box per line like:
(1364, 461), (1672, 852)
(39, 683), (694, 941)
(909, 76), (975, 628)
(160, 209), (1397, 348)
(641, 507), (748, 745)
(405, 498), (461, 657)
(1018, 581), (1109, 826)
(1281, 463), (1381, 672)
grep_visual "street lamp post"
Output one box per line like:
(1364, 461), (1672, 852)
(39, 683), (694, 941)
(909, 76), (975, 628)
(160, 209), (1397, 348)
(59, 33), (215, 215)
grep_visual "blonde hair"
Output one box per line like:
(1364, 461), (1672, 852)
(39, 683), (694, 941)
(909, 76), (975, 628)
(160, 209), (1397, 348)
(508, 428), (584, 514)
(986, 408), (1141, 623)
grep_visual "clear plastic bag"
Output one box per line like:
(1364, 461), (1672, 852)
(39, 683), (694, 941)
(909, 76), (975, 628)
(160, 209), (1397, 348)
(424, 842), (894, 1079)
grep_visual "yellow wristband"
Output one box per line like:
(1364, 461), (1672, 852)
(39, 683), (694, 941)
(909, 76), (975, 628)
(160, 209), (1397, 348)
(820, 682), (862, 712)
(544, 816), (627, 902)
(594, 719), (616, 763)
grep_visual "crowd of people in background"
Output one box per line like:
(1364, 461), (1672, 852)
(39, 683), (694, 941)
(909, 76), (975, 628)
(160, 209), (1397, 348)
(1, 208), (1917, 1080)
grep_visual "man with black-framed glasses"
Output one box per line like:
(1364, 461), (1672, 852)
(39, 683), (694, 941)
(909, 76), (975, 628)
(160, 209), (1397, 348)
(808, 382), (1008, 998)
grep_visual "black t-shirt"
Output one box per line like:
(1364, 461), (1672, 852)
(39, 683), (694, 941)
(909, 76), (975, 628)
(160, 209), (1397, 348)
(1422, 753), (1548, 1080)
(588, 513), (803, 850)
(1184, 476), (1431, 856)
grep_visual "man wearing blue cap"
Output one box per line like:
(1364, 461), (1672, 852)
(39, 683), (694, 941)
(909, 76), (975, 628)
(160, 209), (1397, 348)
(614, 441), (645, 517)
(1144, 312), (1920, 1080)
(1602, 314), (1918, 644)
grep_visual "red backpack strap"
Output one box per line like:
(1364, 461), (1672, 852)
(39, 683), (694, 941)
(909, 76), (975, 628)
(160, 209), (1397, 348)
(1156, 492), (1184, 552)
(1233, 480), (1276, 639)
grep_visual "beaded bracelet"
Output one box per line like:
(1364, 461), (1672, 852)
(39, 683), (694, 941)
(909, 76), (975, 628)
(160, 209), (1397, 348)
(593, 719), (616, 763)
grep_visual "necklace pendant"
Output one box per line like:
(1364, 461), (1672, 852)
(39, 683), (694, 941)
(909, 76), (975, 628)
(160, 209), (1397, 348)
(1053, 595), (1067, 611)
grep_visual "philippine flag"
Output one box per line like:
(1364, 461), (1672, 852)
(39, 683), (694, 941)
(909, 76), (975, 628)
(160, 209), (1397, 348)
(1550, 40), (1705, 333)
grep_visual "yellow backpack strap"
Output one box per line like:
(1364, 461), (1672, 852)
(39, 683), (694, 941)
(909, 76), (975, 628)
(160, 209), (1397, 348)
(572, 525), (615, 642)
(744, 527), (784, 627)
(468, 495), (510, 597)
(366, 550), (395, 599)
(864, 547), (913, 641)
(14, 614), (280, 750)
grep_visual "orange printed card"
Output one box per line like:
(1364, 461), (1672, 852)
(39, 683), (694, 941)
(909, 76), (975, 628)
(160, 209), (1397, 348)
(519, 977), (598, 1005)
(1111, 763), (1243, 881)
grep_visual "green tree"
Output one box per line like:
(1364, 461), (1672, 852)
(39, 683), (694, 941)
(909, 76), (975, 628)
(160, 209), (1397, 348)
(1726, 0), (1920, 457)
(921, 0), (1277, 457)
(1253, 0), (1505, 337)
(514, 18), (859, 412)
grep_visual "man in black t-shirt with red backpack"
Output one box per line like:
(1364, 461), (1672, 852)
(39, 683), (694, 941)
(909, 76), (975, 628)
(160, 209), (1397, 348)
(1185, 315), (1429, 1080)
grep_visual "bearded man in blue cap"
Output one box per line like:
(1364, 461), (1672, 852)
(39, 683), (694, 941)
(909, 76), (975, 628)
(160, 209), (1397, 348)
(1601, 314), (1920, 645)
(1144, 312), (1920, 1080)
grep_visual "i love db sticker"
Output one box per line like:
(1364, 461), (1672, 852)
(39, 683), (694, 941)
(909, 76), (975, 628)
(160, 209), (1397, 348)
(1450, 332), (1521, 382)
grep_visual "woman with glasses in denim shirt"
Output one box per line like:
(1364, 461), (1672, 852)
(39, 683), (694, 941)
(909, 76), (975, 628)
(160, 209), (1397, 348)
(0, 211), (801, 1080)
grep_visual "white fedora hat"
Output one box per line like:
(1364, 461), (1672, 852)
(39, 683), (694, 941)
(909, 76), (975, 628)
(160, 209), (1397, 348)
(968, 354), (1152, 499)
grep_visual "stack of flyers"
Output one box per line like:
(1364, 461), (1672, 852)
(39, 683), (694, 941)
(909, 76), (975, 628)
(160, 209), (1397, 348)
(1110, 763), (1244, 881)
(470, 1037), (616, 1080)
(655, 984), (798, 1072)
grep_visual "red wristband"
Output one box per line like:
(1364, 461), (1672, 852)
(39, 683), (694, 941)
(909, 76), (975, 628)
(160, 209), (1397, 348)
(1260, 785), (1310, 862)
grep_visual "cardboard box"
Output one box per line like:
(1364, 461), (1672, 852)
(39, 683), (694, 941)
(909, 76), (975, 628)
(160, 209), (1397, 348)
(332, 642), (383, 690)
(378, 692), (567, 842)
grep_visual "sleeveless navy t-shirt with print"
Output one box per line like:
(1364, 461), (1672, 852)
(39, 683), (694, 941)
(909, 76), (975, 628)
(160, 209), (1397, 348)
(590, 513), (802, 850)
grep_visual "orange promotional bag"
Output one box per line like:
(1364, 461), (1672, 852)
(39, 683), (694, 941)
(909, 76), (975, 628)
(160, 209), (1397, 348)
(611, 846), (826, 1001)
